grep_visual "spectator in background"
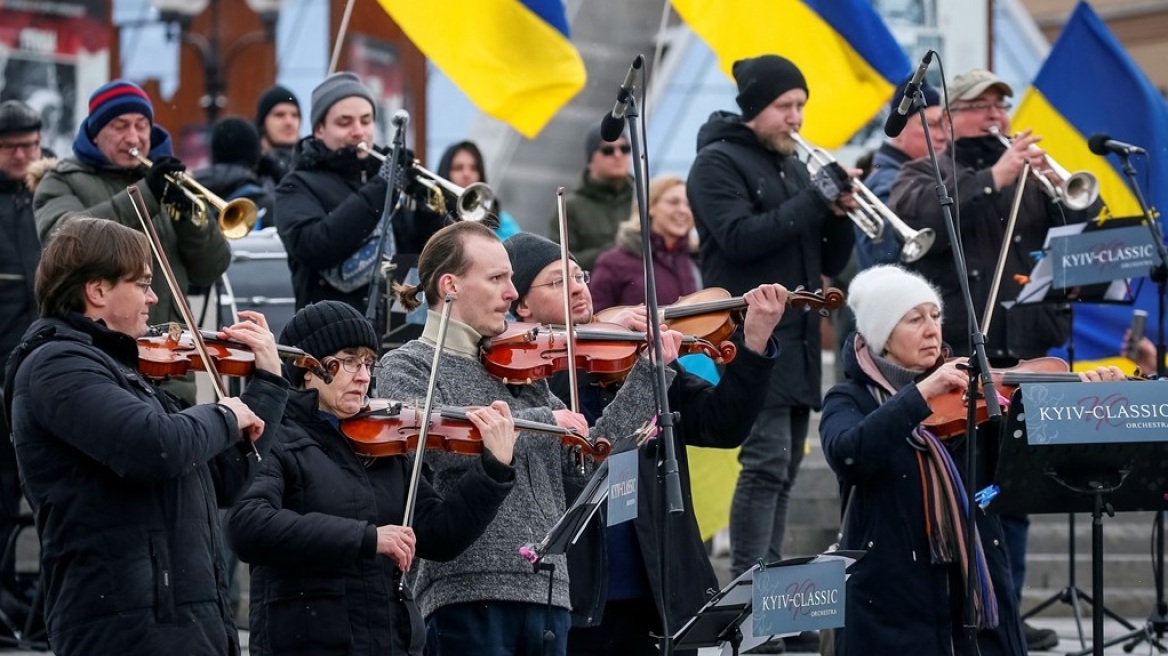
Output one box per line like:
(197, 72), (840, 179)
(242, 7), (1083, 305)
(194, 117), (274, 231)
(548, 122), (633, 269)
(0, 100), (43, 567)
(255, 85), (301, 191)
(589, 175), (700, 313)
(857, 77), (947, 270)
(436, 140), (521, 239)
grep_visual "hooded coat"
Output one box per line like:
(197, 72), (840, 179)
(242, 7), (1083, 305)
(547, 169), (634, 270)
(31, 126), (232, 328)
(819, 333), (1025, 656)
(687, 111), (854, 408)
(6, 314), (288, 656)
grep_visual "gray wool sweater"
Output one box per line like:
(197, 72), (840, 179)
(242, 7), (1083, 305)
(376, 312), (669, 617)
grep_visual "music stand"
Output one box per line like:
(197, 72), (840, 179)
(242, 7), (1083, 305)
(993, 388), (1168, 656)
(672, 552), (862, 656)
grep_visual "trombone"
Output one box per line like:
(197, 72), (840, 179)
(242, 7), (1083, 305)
(357, 142), (497, 224)
(986, 126), (1099, 211)
(130, 149), (257, 239)
(789, 132), (936, 263)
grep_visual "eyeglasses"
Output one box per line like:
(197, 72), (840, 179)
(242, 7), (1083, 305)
(530, 270), (590, 291)
(598, 144), (631, 156)
(0, 138), (40, 153)
(128, 277), (154, 293)
(324, 355), (381, 376)
(950, 101), (1012, 114)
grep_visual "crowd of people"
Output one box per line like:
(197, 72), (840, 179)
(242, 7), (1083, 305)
(0, 50), (1149, 656)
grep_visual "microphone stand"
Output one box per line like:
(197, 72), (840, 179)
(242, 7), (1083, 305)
(908, 84), (1001, 652)
(365, 115), (409, 347)
(620, 69), (684, 656)
(1113, 150), (1168, 652)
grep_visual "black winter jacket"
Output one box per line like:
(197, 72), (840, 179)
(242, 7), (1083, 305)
(6, 314), (288, 656)
(819, 334), (1025, 656)
(226, 389), (515, 656)
(0, 173), (39, 372)
(556, 335), (778, 631)
(889, 137), (1097, 361)
(275, 138), (445, 317)
(194, 162), (276, 231)
(687, 112), (854, 408)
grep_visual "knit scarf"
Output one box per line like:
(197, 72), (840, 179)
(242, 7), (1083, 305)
(856, 335), (999, 629)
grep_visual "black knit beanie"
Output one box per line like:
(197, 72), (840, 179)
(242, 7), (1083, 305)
(503, 233), (575, 314)
(210, 117), (261, 168)
(255, 84), (300, 132)
(0, 100), (41, 136)
(278, 300), (378, 386)
(733, 55), (808, 121)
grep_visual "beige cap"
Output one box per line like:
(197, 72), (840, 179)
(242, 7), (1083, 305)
(947, 69), (1014, 104)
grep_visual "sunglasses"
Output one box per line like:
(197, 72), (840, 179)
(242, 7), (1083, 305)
(599, 144), (632, 156)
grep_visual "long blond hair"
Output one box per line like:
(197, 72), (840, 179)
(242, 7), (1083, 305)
(622, 175), (697, 252)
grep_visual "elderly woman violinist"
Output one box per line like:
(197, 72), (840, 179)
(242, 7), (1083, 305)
(226, 300), (518, 656)
(819, 265), (1124, 656)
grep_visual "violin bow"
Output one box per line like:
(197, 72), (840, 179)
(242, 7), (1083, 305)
(554, 188), (586, 472)
(127, 185), (262, 461)
(401, 294), (455, 528)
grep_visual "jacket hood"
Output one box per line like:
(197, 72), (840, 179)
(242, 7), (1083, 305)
(291, 136), (365, 180)
(695, 111), (759, 152)
(22, 157), (59, 194)
(573, 168), (633, 203)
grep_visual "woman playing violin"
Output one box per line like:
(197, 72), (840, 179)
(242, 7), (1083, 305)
(226, 300), (519, 656)
(6, 218), (287, 656)
(820, 265), (1125, 656)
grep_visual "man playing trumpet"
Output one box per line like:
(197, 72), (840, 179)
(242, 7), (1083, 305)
(889, 68), (1101, 652)
(275, 72), (445, 344)
(686, 55), (856, 652)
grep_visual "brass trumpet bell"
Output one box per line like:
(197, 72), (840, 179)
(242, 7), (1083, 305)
(130, 149), (257, 239)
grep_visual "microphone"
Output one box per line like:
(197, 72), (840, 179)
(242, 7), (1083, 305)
(600, 55), (644, 141)
(1126, 309), (1148, 362)
(391, 109), (410, 128)
(1088, 133), (1146, 156)
(884, 51), (934, 138)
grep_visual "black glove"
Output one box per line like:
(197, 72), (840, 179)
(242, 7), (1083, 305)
(144, 155), (187, 200)
(810, 161), (851, 205)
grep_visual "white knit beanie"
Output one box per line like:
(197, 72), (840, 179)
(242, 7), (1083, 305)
(848, 265), (943, 354)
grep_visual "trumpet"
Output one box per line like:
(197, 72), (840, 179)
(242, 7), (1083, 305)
(357, 142), (497, 224)
(789, 132), (936, 263)
(986, 126), (1099, 211)
(130, 149), (256, 239)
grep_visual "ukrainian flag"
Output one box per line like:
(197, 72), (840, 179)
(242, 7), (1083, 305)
(378, 0), (586, 139)
(672, 0), (910, 148)
(1014, 1), (1168, 372)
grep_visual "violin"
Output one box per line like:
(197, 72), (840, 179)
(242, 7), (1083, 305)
(479, 321), (735, 386)
(341, 399), (611, 460)
(137, 324), (332, 383)
(923, 356), (1074, 438)
(594, 286), (846, 347)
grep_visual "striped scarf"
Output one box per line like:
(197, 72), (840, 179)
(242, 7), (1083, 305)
(857, 336), (999, 630)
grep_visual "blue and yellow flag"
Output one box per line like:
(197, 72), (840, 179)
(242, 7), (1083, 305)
(1013, 1), (1168, 372)
(671, 0), (910, 147)
(378, 0), (586, 139)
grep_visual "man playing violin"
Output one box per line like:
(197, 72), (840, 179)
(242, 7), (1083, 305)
(502, 231), (787, 655)
(227, 299), (519, 655)
(888, 68), (1103, 651)
(3, 217), (288, 656)
(820, 265), (1125, 656)
(376, 221), (665, 656)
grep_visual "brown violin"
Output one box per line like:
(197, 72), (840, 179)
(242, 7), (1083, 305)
(341, 399), (611, 460)
(595, 286), (846, 347)
(923, 356), (1074, 438)
(137, 324), (331, 383)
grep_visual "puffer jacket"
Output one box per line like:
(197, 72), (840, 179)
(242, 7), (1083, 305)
(589, 223), (699, 313)
(6, 313), (287, 655)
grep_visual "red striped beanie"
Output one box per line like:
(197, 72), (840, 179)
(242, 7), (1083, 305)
(85, 79), (154, 138)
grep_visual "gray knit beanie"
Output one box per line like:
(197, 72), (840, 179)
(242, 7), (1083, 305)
(279, 300), (378, 386)
(503, 233), (576, 314)
(310, 72), (376, 129)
